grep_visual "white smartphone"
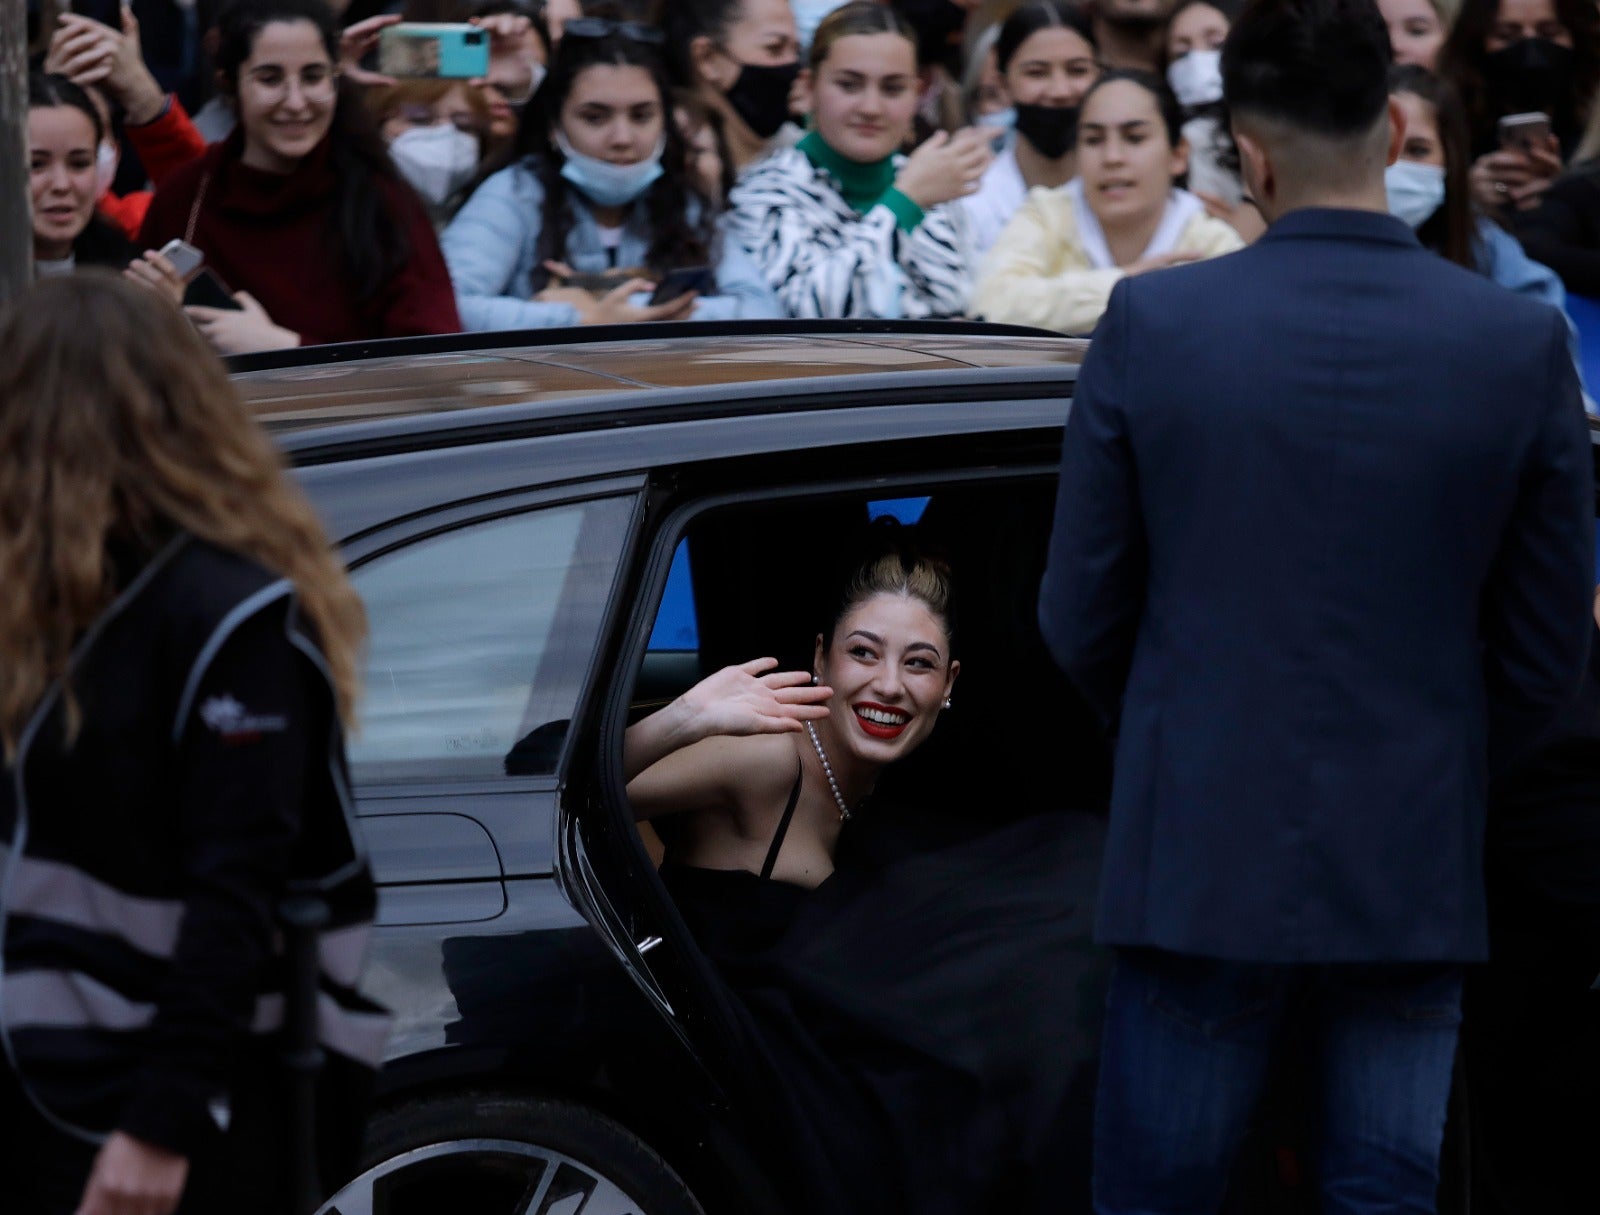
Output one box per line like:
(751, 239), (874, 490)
(158, 238), (205, 281)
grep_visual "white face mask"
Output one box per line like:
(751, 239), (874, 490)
(1385, 159), (1446, 229)
(95, 140), (120, 199)
(389, 124), (481, 207)
(1166, 49), (1224, 110)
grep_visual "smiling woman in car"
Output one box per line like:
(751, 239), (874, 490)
(624, 525), (1104, 1215)
(972, 68), (1242, 334)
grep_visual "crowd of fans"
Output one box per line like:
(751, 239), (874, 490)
(22, 0), (1600, 352)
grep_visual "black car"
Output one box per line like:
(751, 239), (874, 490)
(234, 321), (1597, 1215)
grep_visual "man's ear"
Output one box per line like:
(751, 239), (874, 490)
(1234, 127), (1272, 206)
(691, 34), (734, 90)
(1384, 95), (1406, 167)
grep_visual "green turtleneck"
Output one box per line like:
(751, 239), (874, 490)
(797, 130), (925, 234)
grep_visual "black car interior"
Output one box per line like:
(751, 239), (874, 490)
(632, 478), (1114, 843)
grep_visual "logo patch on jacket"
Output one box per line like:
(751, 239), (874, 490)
(199, 694), (288, 740)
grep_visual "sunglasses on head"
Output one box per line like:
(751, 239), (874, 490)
(561, 16), (665, 45)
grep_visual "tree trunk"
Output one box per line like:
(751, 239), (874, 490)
(0, 0), (31, 303)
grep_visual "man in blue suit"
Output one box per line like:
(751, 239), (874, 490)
(1037, 0), (1595, 1209)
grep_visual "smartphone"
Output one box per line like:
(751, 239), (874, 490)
(184, 268), (244, 311)
(70, 0), (123, 28)
(159, 238), (205, 282)
(648, 265), (715, 307)
(1499, 111), (1551, 153)
(378, 23), (491, 79)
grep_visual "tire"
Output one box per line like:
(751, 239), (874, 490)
(318, 1091), (706, 1215)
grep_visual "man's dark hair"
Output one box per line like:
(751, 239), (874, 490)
(1221, 0), (1392, 138)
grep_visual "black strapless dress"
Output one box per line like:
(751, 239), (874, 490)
(661, 771), (1108, 1215)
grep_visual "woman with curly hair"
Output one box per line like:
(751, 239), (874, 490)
(441, 15), (781, 329)
(0, 273), (385, 1215)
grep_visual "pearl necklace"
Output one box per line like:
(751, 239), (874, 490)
(804, 721), (853, 822)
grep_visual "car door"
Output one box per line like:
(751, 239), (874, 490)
(325, 478), (647, 1067)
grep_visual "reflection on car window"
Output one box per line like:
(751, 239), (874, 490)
(649, 539), (699, 652)
(868, 496), (931, 525)
(350, 497), (632, 781)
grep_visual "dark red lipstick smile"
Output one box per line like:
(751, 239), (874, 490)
(853, 701), (911, 740)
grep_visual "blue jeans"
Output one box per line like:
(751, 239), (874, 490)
(1093, 948), (1463, 1215)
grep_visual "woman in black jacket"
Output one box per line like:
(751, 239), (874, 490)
(0, 273), (383, 1215)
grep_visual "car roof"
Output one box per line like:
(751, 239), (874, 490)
(231, 322), (1088, 451)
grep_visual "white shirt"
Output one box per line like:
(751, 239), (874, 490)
(1064, 178), (1207, 269)
(1182, 116), (1243, 208)
(960, 144), (1028, 260)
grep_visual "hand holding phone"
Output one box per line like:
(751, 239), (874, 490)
(649, 265), (715, 307)
(158, 238), (205, 282)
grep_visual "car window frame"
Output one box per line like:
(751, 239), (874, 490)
(339, 475), (648, 799)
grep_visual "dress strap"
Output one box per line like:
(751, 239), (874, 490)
(759, 757), (805, 881)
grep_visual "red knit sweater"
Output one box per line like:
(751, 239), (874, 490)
(139, 130), (460, 346)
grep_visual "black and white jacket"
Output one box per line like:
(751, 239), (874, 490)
(726, 147), (973, 320)
(0, 534), (385, 1180)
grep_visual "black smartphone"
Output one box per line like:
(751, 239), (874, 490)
(649, 265), (714, 307)
(71, 0), (122, 27)
(183, 268), (244, 310)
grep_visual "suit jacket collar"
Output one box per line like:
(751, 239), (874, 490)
(1259, 206), (1420, 249)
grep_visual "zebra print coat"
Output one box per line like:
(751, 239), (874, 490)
(726, 147), (974, 320)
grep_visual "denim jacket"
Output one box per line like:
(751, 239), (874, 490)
(1475, 218), (1595, 413)
(441, 160), (783, 330)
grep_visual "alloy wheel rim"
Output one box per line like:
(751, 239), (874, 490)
(318, 1136), (651, 1215)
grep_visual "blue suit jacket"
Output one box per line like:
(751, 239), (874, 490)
(1038, 209), (1595, 963)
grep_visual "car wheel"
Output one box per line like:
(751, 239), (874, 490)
(319, 1091), (706, 1215)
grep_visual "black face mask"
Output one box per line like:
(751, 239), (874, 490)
(1014, 103), (1080, 160)
(725, 59), (802, 139)
(1483, 38), (1577, 127)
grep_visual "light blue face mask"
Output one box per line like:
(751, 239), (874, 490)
(1385, 159), (1446, 229)
(554, 130), (665, 208)
(976, 108), (1015, 153)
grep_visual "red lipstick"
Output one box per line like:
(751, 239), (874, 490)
(852, 701), (910, 740)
